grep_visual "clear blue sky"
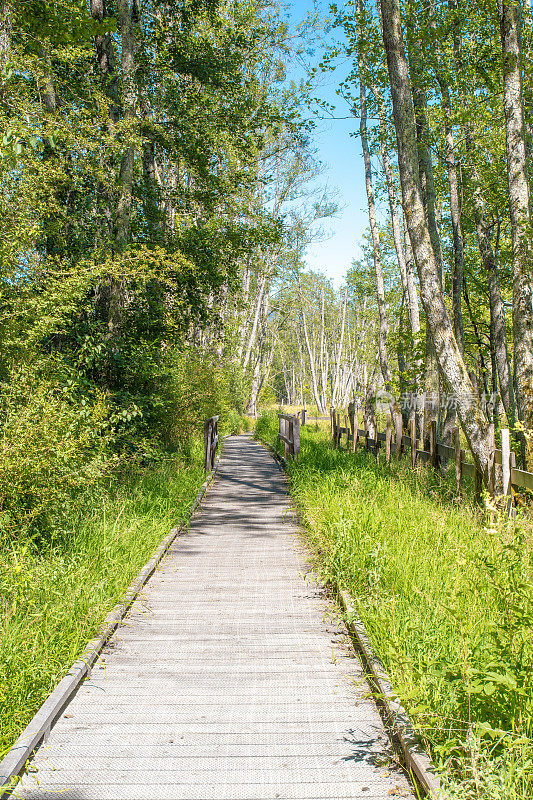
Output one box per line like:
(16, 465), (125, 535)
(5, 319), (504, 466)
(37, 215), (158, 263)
(284, 0), (368, 286)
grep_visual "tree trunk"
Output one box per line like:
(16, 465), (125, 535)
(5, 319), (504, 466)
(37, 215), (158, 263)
(319, 288), (328, 410)
(242, 272), (267, 372)
(115, 0), (138, 250)
(379, 0), (490, 475)
(91, 0), (120, 123)
(374, 88), (420, 336)
(301, 308), (325, 414)
(358, 62), (391, 390)
(470, 165), (516, 428)
(498, 0), (533, 455)
(405, 18), (443, 288)
(438, 78), (465, 353)
(332, 288), (348, 405)
(0, 1), (10, 72)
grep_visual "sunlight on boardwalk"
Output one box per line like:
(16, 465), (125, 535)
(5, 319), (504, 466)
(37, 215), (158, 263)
(13, 436), (415, 800)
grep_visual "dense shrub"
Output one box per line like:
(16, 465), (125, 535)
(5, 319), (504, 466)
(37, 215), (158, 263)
(0, 360), (111, 541)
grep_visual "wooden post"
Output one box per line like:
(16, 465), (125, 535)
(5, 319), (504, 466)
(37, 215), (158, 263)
(301, 408), (306, 426)
(501, 428), (516, 517)
(345, 414), (349, 449)
(502, 428), (512, 497)
(204, 419), (211, 472)
(293, 416), (300, 458)
(474, 468), (483, 503)
(509, 450), (517, 518)
(348, 404), (357, 453)
(454, 427), (463, 494)
(487, 423), (496, 497)
(429, 420), (439, 470)
(330, 407), (335, 440)
(385, 412), (392, 464)
(395, 414), (403, 460)
(410, 417), (417, 469)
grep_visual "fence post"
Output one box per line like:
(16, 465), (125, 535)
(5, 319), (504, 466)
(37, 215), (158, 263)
(501, 428), (516, 516)
(344, 414), (349, 449)
(330, 407), (335, 440)
(474, 468), (483, 503)
(410, 417), (417, 469)
(430, 420), (439, 470)
(293, 415), (300, 458)
(509, 450), (517, 518)
(385, 412), (392, 464)
(301, 408), (306, 426)
(204, 419), (211, 472)
(487, 423), (496, 497)
(454, 427), (463, 493)
(375, 420), (381, 460)
(502, 428), (512, 497)
(395, 413), (403, 460)
(348, 403), (356, 453)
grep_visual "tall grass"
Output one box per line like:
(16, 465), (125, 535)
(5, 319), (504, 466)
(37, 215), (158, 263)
(256, 413), (533, 799)
(0, 441), (205, 759)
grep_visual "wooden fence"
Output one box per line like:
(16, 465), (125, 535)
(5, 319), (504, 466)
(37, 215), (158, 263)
(330, 407), (533, 504)
(278, 412), (301, 459)
(204, 415), (219, 472)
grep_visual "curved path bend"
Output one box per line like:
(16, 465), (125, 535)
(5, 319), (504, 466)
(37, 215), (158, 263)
(14, 435), (415, 800)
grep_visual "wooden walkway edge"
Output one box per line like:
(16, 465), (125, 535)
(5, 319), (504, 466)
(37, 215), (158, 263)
(6, 435), (417, 800)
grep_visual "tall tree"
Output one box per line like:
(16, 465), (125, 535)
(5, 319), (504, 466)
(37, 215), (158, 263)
(379, 0), (491, 475)
(498, 0), (533, 458)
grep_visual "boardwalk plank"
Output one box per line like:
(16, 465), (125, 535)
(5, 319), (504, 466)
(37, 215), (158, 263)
(12, 435), (415, 800)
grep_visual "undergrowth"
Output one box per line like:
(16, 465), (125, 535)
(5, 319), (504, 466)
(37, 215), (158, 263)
(256, 412), (533, 799)
(0, 441), (205, 760)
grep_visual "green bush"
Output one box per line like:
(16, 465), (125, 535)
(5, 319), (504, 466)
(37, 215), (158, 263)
(0, 360), (111, 541)
(148, 349), (235, 452)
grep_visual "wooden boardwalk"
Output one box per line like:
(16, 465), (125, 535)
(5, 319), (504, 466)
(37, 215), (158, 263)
(13, 435), (415, 800)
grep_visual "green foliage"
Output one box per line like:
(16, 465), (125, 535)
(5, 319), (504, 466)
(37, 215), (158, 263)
(151, 349), (235, 450)
(254, 410), (278, 445)
(255, 417), (533, 797)
(0, 358), (111, 541)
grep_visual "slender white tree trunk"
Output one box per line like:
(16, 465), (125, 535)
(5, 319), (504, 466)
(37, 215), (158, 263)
(498, 0), (533, 449)
(380, 0), (490, 475)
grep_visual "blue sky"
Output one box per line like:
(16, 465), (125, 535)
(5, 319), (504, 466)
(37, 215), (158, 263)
(284, 0), (369, 286)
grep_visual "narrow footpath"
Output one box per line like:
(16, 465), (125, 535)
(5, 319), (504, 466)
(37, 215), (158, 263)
(13, 435), (415, 800)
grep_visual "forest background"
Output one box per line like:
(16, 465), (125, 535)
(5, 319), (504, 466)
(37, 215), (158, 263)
(1, 0), (533, 797)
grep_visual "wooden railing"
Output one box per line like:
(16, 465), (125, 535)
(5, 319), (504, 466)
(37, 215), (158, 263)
(204, 415), (219, 472)
(278, 412), (301, 459)
(330, 407), (533, 505)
